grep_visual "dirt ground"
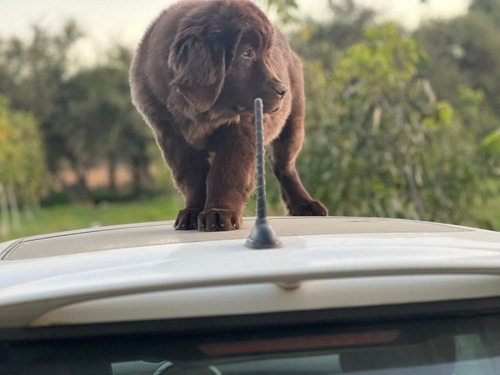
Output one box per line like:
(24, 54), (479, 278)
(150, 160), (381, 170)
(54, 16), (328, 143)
(57, 164), (141, 190)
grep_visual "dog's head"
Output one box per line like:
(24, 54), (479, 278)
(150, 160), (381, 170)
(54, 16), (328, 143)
(168, 0), (287, 115)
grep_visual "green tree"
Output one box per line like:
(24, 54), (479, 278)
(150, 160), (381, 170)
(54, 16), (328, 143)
(292, 0), (374, 60)
(415, 5), (500, 190)
(416, 14), (500, 124)
(50, 45), (154, 199)
(470, 0), (500, 27)
(0, 21), (83, 173)
(0, 25), (156, 201)
(107, 46), (155, 196)
(259, 0), (299, 24)
(0, 96), (45, 235)
(298, 23), (488, 224)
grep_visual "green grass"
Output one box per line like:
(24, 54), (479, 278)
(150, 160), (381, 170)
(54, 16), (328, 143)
(471, 191), (500, 231)
(0, 194), (283, 242)
(1, 195), (185, 242)
(1, 190), (499, 243)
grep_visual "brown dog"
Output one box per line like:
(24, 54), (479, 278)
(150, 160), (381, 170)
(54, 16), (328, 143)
(130, 0), (327, 231)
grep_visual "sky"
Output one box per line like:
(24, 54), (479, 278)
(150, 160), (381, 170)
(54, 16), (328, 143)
(0, 0), (470, 64)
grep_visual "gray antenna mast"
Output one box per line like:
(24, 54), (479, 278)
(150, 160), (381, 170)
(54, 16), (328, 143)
(245, 98), (283, 249)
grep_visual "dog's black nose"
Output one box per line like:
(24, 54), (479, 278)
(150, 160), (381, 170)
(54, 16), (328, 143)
(275, 84), (287, 98)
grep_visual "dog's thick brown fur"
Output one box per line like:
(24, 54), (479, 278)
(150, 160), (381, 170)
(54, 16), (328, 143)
(130, 0), (327, 231)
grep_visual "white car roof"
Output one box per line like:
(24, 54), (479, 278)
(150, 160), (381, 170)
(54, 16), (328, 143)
(1, 216), (500, 329)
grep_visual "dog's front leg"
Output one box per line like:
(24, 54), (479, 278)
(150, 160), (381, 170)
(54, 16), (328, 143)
(270, 117), (328, 217)
(154, 127), (211, 230)
(198, 123), (256, 231)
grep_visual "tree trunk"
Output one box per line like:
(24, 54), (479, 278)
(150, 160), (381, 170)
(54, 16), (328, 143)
(403, 164), (426, 221)
(108, 155), (117, 192)
(0, 182), (10, 237)
(6, 182), (21, 233)
(131, 151), (151, 197)
(75, 168), (91, 202)
(63, 154), (92, 202)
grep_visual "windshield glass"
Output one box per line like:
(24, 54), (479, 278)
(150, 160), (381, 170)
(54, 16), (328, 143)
(2, 313), (500, 374)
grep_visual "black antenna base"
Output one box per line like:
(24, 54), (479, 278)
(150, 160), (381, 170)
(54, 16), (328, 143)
(245, 218), (283, 249)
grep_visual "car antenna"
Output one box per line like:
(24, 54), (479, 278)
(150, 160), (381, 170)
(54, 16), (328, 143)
(245, 98), (283, 249)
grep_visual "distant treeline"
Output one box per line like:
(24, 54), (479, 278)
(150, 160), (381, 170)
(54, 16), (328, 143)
(0, 0), (499, 231)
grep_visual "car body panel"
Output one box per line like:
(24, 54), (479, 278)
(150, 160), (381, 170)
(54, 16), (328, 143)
(1, 216), (470, 260)
(1, 217), (500, 329)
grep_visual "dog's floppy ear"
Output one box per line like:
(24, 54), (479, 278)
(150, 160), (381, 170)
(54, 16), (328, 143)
(169, 35), (226, 113)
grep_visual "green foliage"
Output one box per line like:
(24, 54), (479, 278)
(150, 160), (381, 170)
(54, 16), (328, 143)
(470, 0), (500, 27)
(0, 25), (156, 200)
(416, 13), (500, 125)
(334, 24), (425, 97)
(0, 21), (84, 182)
(480, 131), (500, 156)
(53, 47), (154, 198)
(0, 1), (499, 234)
(414, 3), (500, 221)
(298, 23), (489, 224)
(0, 95), (45, 206)
(0, 21), (83, 130)
(479, 130), (500, 176)
(258, 0), (299, 24)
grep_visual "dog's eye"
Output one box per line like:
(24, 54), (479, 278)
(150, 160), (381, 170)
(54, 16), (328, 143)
(242, 48), (255, 59)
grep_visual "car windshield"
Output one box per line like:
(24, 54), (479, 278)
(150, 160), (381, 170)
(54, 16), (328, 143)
(2, 312), (500, 374)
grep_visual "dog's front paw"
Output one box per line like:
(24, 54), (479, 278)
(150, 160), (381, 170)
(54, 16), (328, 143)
(174, 208), (203, 230)
(198, 209), (243, 231)
(289, 200), (328, 216)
